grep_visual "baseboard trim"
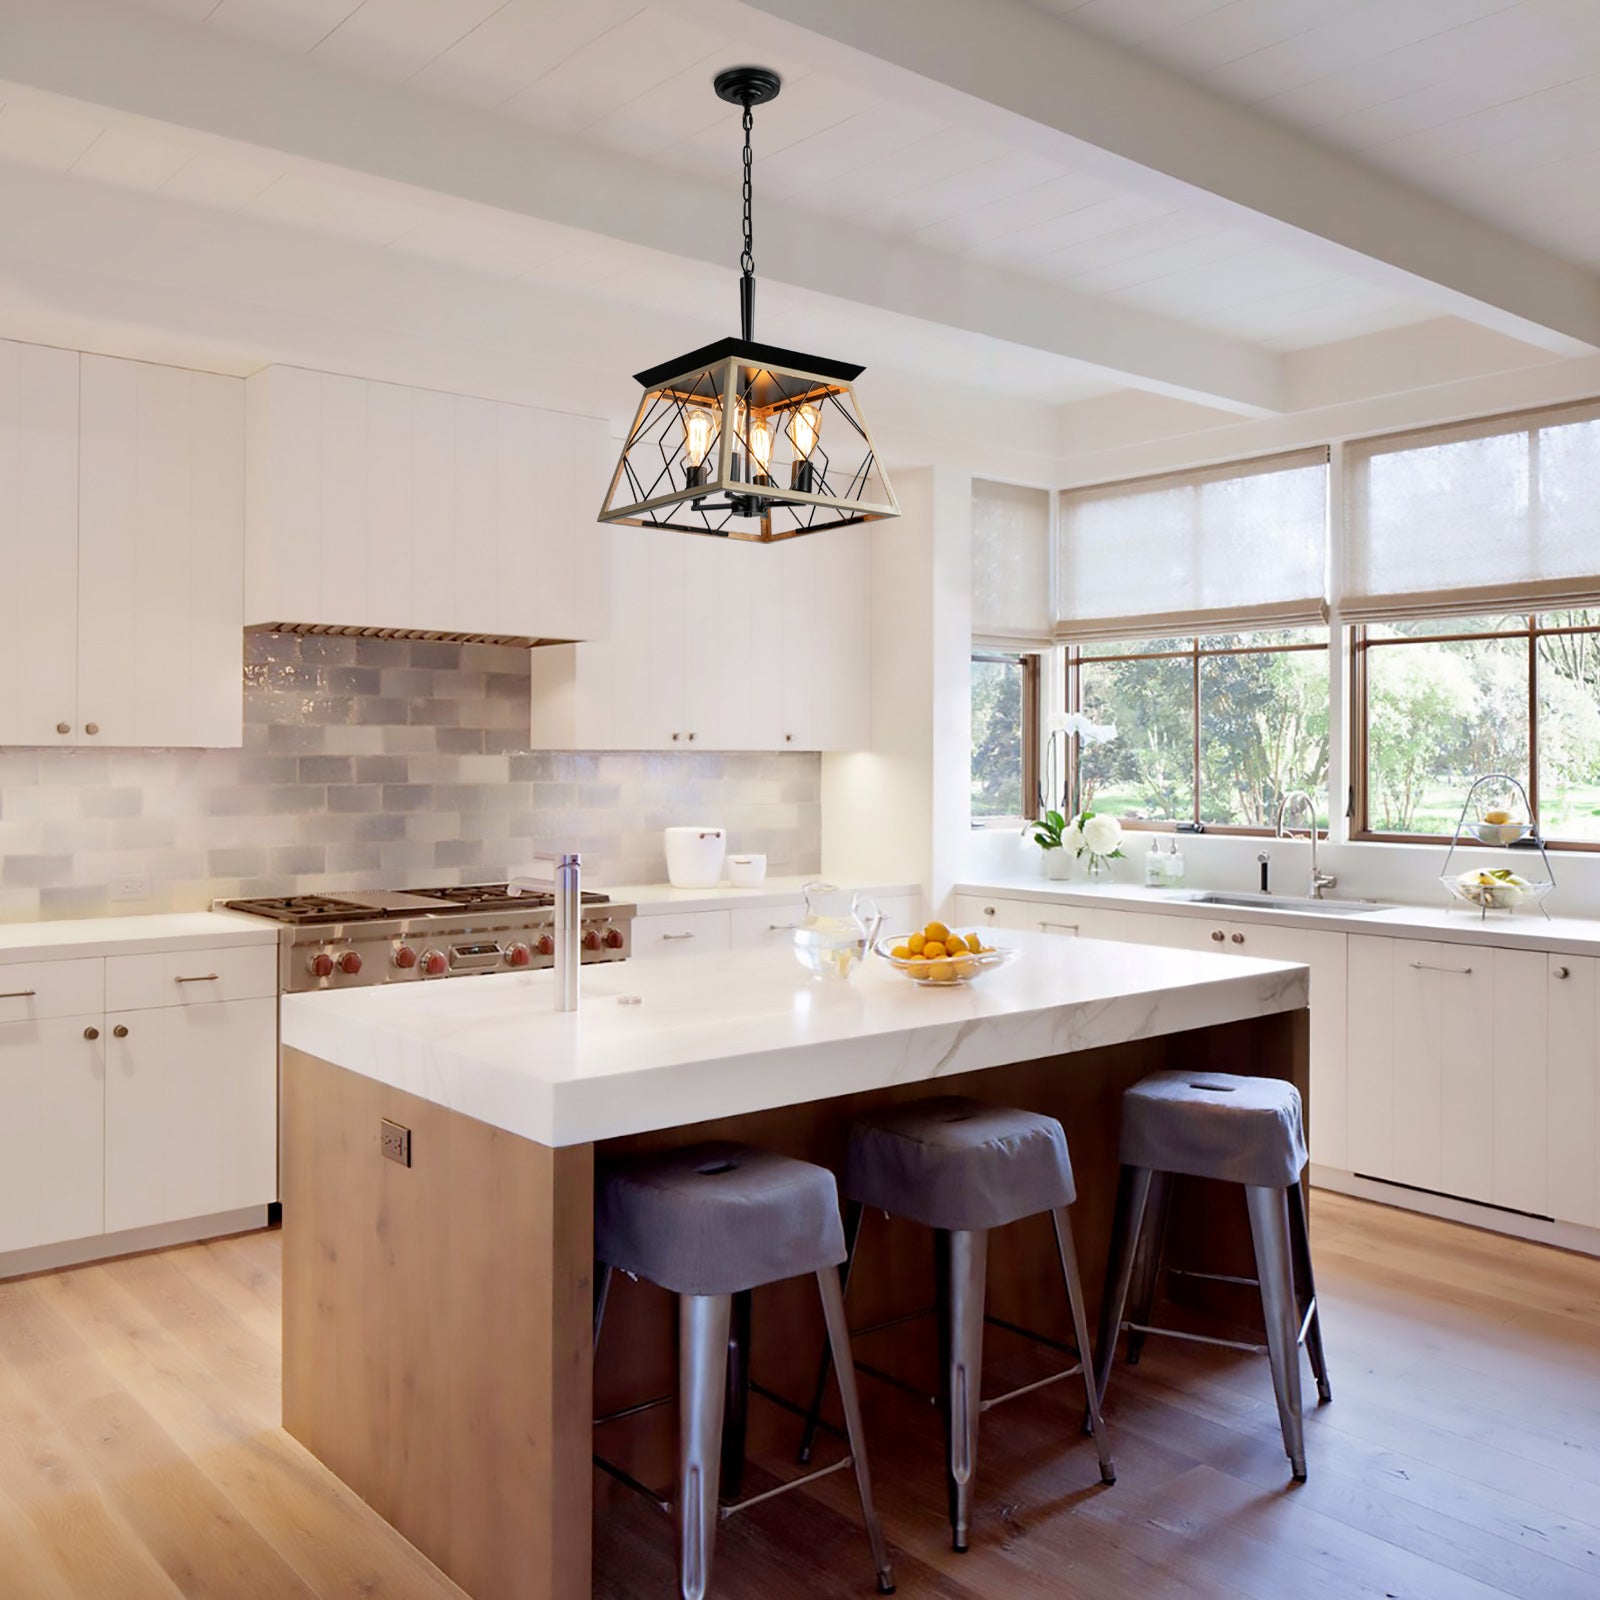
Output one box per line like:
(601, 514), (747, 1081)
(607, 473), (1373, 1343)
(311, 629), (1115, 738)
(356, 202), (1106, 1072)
(0, 1206), (273, 1282)
(1310, 1166), (1600, 1259)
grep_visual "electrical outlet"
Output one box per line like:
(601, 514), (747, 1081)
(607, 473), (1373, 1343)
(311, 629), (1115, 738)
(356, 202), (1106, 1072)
(380, 1118), (412, 1167)
(109, 876), (151, 903)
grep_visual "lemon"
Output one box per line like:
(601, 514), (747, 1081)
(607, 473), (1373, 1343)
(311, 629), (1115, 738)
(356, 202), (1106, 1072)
(964, 932), (983, 954)
(923, 940), (946, 960)
(928, 961), (955, 982)
(1483, 809), (1512, 825)
(924, 920), (950, 944)
(908, 932), (926, 954)
(891, 944), (913, 961)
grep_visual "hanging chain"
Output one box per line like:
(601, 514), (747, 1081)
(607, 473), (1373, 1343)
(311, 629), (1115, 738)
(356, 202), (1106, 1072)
(740, 101), (755, 282)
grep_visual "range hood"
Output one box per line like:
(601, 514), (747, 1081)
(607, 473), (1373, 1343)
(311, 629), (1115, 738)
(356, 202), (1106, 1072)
(247, 623), (568, 648)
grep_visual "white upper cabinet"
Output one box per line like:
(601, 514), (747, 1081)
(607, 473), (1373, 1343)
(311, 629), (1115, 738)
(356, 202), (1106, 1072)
(245, 366), (608, 642)
(0, 340), (79, 748)
(0, 341), (245, 749)
(530, 524), (871, 752)
(78, 356), (245, 748)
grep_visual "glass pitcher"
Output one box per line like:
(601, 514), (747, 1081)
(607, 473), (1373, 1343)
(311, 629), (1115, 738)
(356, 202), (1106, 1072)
(793, 882), (883, 980)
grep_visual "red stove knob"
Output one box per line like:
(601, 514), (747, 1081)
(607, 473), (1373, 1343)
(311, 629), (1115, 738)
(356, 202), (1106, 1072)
(536, 934), (555, 957)
(505, 943), (531, 968)
(338, 951), (363, 976)
(604, 927), (625, 949)
(420, 949), (448, 977)
(307, 951), (335, 979)
(392, 944), (418, 969)
(581, 928), (602, 952)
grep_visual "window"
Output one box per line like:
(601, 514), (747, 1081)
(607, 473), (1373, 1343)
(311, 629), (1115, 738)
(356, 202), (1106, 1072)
(970, 652), (1039, 822)
(1066, 630), (1329, 832)
(1354, 611), (1600, 843)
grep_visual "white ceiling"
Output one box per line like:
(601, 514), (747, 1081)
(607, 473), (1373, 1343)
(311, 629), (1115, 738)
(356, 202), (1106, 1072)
(119, 0), (1435, 353)
(1052, 0), (1600, 271)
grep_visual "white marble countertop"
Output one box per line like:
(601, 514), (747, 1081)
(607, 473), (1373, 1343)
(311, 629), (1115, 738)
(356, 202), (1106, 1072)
(279, 929), (1306, 1147)
(960, 877), (1600, 956)
(0, 910), (278, 965)
(601, 877), (920, 915)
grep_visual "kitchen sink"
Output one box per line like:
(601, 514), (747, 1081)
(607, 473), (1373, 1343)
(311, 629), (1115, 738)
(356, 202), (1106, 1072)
(1185, 891), (1393, 917)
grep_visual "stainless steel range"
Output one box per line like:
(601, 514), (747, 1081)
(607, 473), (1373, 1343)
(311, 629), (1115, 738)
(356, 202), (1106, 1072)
(218, 883), (633, 993)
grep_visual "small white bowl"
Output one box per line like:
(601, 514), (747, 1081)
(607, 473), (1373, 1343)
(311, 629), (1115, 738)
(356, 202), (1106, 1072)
(727, 854), (767, 888)
(1465, 819), (1532, 846)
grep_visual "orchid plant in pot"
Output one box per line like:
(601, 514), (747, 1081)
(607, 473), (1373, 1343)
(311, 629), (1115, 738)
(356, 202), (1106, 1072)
(1028, 713), (1124, 880)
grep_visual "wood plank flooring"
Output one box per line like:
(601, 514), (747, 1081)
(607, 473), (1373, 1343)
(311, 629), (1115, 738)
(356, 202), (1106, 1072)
(0, 1194), (1596, 1599)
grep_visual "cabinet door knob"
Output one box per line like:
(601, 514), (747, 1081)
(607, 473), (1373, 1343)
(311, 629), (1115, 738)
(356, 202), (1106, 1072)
(1211, 929), (1225, 942)
(672, 732), (680, 741)
(84, 722), (99, 736)
(687, 732), (696, 742)
(982, 906), (996, 917)
(784, 733), (793, 742)
(56, 722), (71, 735)
(1231, 932), (1245, 944)
(113, 1024), (129, 1038)
(83, 1026), (99, 1041)
(1554, 965), (1571, 979)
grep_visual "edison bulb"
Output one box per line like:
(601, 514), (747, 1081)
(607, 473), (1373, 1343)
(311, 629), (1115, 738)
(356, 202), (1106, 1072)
(747, 412), (775, 482)
(787, 402), (821, 460)
(682, 406), (715, 469)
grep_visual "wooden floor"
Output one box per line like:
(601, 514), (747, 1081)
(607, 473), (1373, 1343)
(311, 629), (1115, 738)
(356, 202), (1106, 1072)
(1, 1193), (1597, 1599)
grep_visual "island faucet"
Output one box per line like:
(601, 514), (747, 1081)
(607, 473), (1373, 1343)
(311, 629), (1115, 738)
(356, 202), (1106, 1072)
(509, 851), (581, 1012)
(1275, 792), (1336, 899)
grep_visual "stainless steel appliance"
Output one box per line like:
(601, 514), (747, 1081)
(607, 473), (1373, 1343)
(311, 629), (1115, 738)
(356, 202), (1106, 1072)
(218, 883), (633, 993)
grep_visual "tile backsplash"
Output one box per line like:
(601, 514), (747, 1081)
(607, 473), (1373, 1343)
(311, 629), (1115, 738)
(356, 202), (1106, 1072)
(0, 634), (821, 920)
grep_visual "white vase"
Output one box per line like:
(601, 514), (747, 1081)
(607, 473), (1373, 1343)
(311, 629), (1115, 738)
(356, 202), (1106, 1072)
(1042, 849), (1072, 880)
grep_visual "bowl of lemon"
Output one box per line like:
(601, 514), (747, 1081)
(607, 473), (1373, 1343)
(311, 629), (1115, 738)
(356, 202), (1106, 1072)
(874, 920), (1018, 987)
(1465, 808), (1532, 846)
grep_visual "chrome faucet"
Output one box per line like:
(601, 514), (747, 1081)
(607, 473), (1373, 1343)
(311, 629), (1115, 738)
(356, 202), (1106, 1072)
(509, 851), (581, 1011)
(1275, 792), (1336, 899)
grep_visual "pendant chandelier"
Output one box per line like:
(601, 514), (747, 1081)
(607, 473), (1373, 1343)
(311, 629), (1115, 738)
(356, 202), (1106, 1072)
(598, 67), (899, 543)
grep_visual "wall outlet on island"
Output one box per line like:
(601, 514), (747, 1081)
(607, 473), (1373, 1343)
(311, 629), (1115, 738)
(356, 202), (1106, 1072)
(109, 876), (151, 902)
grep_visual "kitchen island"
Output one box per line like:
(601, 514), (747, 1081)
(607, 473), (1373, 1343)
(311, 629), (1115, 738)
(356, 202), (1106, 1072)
(278, 931), (1308, 1600)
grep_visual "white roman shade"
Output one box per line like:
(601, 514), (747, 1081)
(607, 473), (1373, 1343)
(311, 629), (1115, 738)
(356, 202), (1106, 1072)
(972, 479), (1052, 648)
(1343, 400), (1600, 621)
(1056, 448), (1329, 642)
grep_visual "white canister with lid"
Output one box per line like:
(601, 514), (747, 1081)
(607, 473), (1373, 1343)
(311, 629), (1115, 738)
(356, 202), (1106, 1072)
(664, 826), (727, 888)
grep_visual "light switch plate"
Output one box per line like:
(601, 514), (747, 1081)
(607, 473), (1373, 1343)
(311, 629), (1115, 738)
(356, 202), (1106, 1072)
(109, 876), (151, 902)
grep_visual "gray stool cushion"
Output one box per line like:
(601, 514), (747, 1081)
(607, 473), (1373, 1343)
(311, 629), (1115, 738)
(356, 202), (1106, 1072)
(595, 1141), (846, 1297)
(1119, 1071), (1307, 1189)
(842, 1097), (1076, 1232)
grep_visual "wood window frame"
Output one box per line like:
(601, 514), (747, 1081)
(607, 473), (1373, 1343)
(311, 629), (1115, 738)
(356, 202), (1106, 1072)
(970, 649), (1041, 827)
(1351, 614), (1600, 851)
(1064, 633), (1330, 838)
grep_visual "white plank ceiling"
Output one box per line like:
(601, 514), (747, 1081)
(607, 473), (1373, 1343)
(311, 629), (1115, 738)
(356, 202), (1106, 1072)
(1049, 0), (1600, 271)
(117, 0), (1437, 353)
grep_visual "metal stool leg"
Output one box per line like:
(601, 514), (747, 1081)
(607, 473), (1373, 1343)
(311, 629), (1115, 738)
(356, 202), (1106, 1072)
(1050, 1206), (1116, 1485)
(720, 1290), (753, 1503)
(678, 1294), (732, 1600)
(1093, 1165), (1152, 1408)
(1124, 1170), (1172, 1366)
(798, 1200), (865, 1465)
(935, 1228), (988, 1552)
(1287, 1180), (1331, 1404)
(1244, 1186), (1307, 1481)
(816, 1268), (897, 1594)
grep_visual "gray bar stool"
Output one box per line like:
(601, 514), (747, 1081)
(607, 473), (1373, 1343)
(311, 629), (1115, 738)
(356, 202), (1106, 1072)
(800, 1097), (1114, 1554)
(1094, 1071), (1331, 1481)
(593, 1140), (895, 1600)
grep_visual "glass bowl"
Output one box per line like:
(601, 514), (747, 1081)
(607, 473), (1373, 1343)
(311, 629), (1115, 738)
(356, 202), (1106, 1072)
(1464, 819), (1532, 846)
(872, 936), (1019, 987)
(1441, 872), (1553, 914)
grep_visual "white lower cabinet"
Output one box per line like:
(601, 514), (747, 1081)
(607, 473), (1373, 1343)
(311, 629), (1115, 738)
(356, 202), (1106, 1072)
(0, 1016), (106, 1254)
(105, 995), (278, 1233)
(1548, 954), (1599, 1229)
(631, 911), (733, 960)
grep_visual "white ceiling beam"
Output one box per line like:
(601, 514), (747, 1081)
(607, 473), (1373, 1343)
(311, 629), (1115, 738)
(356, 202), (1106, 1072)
(733, 0), (1600, 356)
(0, 0), (1282, 413)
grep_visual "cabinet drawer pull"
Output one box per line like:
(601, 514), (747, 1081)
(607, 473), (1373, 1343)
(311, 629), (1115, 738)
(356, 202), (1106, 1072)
(767, 922), (799, 932)
(1036, 920), (1079, 933)
(1409, 961), (1473, 975)
(0, 989), (38, 1000)
(1211, 930), (1225, 942)
(1230, 932), (1245, 944)
(84, 722), (100, 736)
(83, 1026), (99, 1041)
(55, 722), (71, 736)
(661, 932), (696, 941)
(113, 1024), (129, 1038)
(175, 973), (220, 984)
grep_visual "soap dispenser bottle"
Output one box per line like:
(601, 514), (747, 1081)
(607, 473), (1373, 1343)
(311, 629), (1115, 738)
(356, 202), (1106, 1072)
(1165, 837), (1185, 887)
(1144, 837), (1166, 888)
